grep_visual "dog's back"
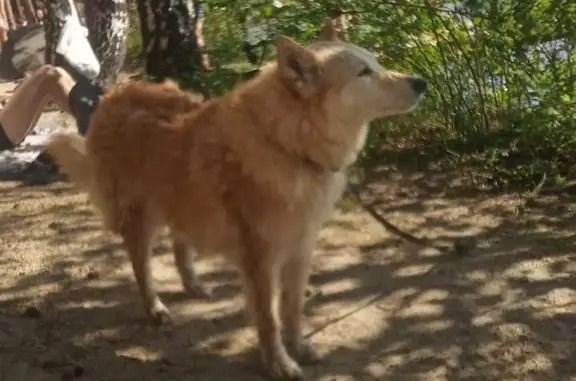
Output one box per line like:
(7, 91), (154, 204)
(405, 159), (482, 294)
(49, 80), (207, 232)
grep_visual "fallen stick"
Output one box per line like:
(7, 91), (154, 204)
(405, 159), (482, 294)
(346, 181), (454, 253)
(346, 171), (547, 256)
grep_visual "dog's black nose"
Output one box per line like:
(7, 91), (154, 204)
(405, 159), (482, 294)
(410, 77), (427, 94)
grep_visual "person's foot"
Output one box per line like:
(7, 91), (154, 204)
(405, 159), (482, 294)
(19, 151), (65, 186)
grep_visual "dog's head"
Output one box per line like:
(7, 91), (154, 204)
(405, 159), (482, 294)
(275, 18), (426, 125)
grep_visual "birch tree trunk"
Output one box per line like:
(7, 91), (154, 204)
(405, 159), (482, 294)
(43, 0), (128, 88)
(136, 0), (200, 81)
(83, 0), (129, 88)
(42, 0), (70, 67)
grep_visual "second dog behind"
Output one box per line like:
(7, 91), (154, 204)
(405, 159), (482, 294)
(47, 19), (427, 380)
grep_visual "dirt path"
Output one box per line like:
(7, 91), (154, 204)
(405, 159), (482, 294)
(0, 170), (575, 381)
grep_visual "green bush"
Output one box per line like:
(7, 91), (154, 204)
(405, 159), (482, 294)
(127, 0), (576, 190)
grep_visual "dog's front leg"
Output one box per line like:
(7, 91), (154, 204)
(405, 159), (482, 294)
(280, 233), (320, 365)
(239, 238), (302, 380)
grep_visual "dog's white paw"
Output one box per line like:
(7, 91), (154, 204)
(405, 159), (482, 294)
(288, 340), (321, 365)
(147, 302), (172, 325)
(262, 351), (303, 380)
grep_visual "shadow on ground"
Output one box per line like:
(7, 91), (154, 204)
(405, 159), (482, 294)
(0, 167), (575, 381)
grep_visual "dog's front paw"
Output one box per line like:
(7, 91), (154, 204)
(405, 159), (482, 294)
(262, 351), (303, 380)
(147, 301), (172, 325)
(287, 340), (321, 365)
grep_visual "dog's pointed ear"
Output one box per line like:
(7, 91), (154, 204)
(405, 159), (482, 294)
(276, 36), (321, 98)
(318, 17), (340, 41)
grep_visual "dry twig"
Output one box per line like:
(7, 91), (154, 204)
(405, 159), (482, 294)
(347, 169), (547, 256)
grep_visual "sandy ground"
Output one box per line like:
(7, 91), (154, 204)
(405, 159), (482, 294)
(0, 167), (575, 381)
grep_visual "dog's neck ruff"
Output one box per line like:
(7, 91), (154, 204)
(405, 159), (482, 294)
(260, 127), (342, 174)
(266, 129), (347, 174)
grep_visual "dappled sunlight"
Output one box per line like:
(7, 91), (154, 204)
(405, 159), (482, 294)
(395, 302), (446, 319)
(0, 0), (572, 379)
(0, 164), (576, 380)
(394, 263), (435, 277)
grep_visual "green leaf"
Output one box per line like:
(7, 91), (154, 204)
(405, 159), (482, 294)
(263, 5), (273, 17)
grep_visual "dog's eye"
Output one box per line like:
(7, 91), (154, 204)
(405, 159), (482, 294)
(357, 67), (373, 77)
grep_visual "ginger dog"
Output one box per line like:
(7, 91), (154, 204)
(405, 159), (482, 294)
(47, 19), (427, 380)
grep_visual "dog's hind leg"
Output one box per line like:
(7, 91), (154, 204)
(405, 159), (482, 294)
(171, 235), (211, 298)
(120, 205), (171, 325)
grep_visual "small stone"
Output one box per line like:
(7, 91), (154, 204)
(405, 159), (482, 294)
(453, 236), (477, 257)
(305, 287), (322, 299)
(22, 306), (42, 319)
(41, 358), (61, 370)
(60, 364), (84, 380)
(72, 365), (84, 378)
(85, 271), (99, 280)
(60, 370), (74, 381)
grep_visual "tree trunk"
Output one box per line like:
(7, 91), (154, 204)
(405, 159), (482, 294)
(137, 0), (200, 81)
(43, 0), (128, 88)
(83, 0), (129, 88)
(42, 0), (70, 67)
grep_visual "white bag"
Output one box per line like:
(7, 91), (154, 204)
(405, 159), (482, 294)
(55, 0), (101, 80)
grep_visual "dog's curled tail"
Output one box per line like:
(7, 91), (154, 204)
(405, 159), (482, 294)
(46, 134), (92, 190)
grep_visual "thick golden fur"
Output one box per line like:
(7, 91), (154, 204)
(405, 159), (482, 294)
(47, 19), (426, 380)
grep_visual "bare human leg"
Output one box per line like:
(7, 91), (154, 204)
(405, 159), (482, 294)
(20, 0), (36, 24)
(2, 0), (15, 30)
(0, 14), (7, 44)
(0, 65), (76, 146)
(32, 0), (41, 23)
(11, 0), (24, 27)
(0, 0), (13, 34)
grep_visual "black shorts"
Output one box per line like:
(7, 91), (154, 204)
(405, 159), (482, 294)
(68, 78), (103, 136)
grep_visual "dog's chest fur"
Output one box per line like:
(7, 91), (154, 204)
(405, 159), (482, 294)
(265, 166), (347, 253)
(294, 169), (347, 221)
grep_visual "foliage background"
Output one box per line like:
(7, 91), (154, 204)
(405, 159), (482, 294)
(126, 0), (576, 190)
